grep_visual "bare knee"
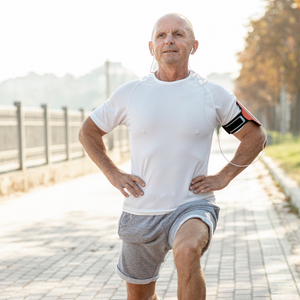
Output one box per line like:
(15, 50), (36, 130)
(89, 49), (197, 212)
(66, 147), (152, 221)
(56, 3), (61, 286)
(174, 242), (199, 266)
(173, 237), (208, 270)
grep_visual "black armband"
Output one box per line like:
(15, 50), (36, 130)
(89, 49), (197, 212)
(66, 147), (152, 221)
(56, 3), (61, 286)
(222, 111), (248, 134)
(222, 100), (262, 134)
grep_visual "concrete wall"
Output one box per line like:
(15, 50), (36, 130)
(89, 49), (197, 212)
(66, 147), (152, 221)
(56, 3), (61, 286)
(0, 149), (130, 197)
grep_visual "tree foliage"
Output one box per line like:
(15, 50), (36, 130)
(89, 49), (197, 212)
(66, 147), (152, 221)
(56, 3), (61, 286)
(235, 0), (300, 112)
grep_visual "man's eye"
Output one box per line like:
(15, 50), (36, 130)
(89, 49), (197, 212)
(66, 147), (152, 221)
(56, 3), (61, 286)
(176, 33), (181, 36)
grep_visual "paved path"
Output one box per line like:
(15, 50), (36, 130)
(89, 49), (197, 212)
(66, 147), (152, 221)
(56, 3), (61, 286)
(0, 133), (299, 300)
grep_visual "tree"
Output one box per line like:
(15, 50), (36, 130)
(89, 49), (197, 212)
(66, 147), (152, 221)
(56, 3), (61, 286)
(235, 0), (300, 133)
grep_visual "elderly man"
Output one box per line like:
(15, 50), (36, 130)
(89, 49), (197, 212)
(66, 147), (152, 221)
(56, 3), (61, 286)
(79, 13), (265, 300)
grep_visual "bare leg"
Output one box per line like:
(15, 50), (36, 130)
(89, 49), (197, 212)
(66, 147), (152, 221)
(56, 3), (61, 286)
(126, 281), (159, 300)
(173, 218), (209, 300)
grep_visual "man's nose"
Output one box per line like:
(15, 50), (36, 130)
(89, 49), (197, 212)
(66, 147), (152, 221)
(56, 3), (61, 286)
(165, 33), (175, 45)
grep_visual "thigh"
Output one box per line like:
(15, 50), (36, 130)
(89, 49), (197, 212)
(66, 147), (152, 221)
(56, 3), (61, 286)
(117, 212), (170, 284)
(167, 200), (220, 253)
(117, 240), (168, 283)
(173, 218), (209, 255)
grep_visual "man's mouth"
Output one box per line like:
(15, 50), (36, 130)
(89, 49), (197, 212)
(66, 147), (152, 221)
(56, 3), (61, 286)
(163, 50), (178, 53)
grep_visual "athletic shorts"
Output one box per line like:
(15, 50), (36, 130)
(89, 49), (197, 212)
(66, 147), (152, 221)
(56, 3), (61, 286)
(115, 198), (220, 284)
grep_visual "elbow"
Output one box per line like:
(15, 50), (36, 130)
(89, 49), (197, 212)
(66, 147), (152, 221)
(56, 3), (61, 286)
(78, 126), (85, 145)
(259, 127), (267, 149)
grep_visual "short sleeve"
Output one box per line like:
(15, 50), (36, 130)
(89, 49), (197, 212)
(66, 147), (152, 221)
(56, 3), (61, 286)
(206, 81), (241, 126)
(89, 80), (140, 133)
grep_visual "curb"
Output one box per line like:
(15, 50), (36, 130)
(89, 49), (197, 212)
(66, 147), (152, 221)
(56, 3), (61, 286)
(262, 156), (300, 214)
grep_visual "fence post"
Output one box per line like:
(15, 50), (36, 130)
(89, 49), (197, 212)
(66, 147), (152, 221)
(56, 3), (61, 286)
(126, 128), (130, 151)
(106, 59), (114, 151)
(63, 106), (71, 161)
(41, 104), (51, 165)
(14, 101), (26, 171)
(79, 108), (86, 157)
(119, 127), (123, 158)
(108, 132), (114, 150)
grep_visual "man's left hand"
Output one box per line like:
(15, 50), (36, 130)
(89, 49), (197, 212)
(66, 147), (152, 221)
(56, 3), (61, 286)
(189, 174), (230, 193)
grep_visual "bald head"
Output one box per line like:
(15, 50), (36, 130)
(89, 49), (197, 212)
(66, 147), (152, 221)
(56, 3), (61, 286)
(151, 13), (195, 41)
(149, 12), (199, 67)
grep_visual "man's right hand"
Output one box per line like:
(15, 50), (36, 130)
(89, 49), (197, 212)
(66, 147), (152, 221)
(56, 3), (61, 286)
(106, 169), (146, 198)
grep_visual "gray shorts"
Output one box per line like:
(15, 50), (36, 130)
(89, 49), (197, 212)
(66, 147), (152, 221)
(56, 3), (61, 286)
(116, 198), (220, 284)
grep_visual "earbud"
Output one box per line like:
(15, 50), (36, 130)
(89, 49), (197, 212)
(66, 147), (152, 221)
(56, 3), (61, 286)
(152, 50), (155, 55)
(190, 49), (194, 54)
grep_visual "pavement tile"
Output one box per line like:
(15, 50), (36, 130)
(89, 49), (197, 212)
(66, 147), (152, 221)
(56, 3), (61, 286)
(0, 134), (300, 299)
(271, 295), (300, 300)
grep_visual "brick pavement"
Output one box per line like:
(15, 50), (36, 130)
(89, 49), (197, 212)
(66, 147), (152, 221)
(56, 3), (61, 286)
(0, 133), (299, 300)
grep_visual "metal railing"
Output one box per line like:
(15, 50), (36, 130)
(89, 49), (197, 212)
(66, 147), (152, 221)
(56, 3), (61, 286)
(0, 102), (129, 173)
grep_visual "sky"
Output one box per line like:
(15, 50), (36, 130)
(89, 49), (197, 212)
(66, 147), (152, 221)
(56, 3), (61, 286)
(0, 0), (266, 83)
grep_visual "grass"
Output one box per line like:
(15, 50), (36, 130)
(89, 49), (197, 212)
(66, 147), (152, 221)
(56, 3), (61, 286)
(288, 200), (300, 215)
(265, 133), (300, 185)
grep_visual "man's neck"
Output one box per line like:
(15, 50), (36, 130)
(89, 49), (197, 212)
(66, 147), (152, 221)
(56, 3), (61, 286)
(155, 65), (190, 82)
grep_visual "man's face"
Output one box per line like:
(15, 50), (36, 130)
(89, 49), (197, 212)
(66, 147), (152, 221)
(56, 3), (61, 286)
(150, 16), (195, 66)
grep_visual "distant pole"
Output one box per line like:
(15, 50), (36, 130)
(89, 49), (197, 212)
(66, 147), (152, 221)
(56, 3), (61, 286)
(106, 59), (110, 99)
(106, 59), (114, 150)
(63, 106), (71, 161)
(41, 104), (52, 165)
(279, 86), (286, 136)
(79, 108), (86, 157)
(14, 101), (26, 170)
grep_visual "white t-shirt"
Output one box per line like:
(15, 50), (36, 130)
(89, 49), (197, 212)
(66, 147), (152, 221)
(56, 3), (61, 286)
(90, 71), (241, 215)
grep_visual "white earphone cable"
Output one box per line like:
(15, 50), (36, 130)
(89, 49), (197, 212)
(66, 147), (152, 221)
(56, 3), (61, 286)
(151, 54), (267, 168)
(202, 82), (267, 168)
(150, 55), (155, 73)
(215, 126), (267, 167)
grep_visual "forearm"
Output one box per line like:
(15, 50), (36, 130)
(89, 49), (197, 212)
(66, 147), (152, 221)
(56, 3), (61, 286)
(189, 125), (265, 194)
(79, 129), (119, 177)
(219, 127), (265, 181)
(78, 118), (145, 198)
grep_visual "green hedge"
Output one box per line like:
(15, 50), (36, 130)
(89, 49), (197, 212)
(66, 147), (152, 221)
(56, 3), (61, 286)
(265, 134), (300, 185)
(267, 131), (300, 146)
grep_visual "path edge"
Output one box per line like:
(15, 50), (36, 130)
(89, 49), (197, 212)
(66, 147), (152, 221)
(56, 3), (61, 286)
(262, 155), (300, 214)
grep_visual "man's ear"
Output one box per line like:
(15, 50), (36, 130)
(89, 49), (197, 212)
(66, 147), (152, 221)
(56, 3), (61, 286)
(149, 41), (154, 56)
(191, 40), (199, 54)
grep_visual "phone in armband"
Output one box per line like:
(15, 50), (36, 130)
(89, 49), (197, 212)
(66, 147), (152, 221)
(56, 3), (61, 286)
(222, 100), (262, 134)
